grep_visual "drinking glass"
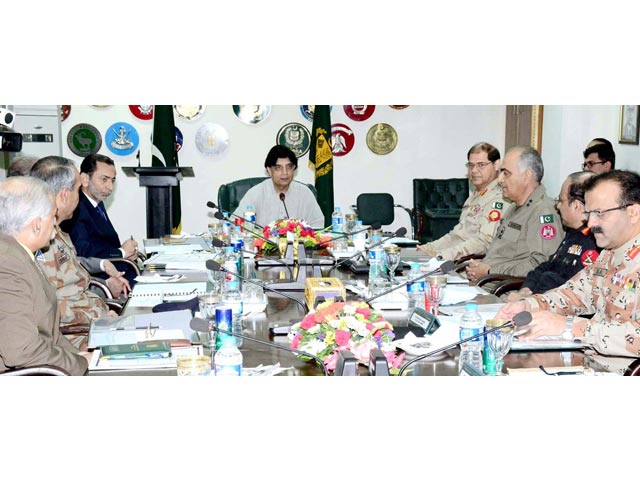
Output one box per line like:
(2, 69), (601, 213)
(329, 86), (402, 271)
(485, 318), (515, 375)
(198, 293), (221, 348)
(344, 213), (358, 234)
(383, 245), (402, 283)
(425, 275), (447, 316)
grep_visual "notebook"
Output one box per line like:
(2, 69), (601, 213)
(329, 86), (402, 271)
(126, 281), (207, 307)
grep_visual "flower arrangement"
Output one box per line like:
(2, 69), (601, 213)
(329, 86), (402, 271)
(288, 300), (405, 374)
(258, 218), (326, 255)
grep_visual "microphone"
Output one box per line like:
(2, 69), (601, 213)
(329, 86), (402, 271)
(362, 260), (457, 305)
(330, 226), (408, 271)
(205, 259), (307, 313)
(210, 237), (293, 280)
(190, 317), (328, 376)
(397, 311), (533, 376)
(279, 192), (290, 219)
(213, 211), (280, 251)
(207, 201), (265, 231)
(311, 222), (381, 250)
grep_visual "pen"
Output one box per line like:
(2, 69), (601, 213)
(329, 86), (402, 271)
(114, 326), (160, 330)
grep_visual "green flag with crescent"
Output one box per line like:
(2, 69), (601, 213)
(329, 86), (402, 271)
(308, 105), (334, 227)
(151, 105), (181, 234)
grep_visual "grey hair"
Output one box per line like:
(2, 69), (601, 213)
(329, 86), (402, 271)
(0, 176), (55, 235)
(7, 155), (39, 177)
(30, 156), (77, 195)
(508, 145), (544, 183)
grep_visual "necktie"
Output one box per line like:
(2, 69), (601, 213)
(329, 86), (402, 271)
(96, 202), (108, 221)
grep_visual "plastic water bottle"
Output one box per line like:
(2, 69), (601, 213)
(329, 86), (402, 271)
(459, 302), (484, 374)
(353, 219), (366, 252)
(214, 337), (243, 376)
(331, 206), (344, 233)
(244, 204), (256, 227)
(368, 246), (385, 296)
(223, 246), (241, 294)
(406, 262), (425, 310)
(230, 225), (244, 277)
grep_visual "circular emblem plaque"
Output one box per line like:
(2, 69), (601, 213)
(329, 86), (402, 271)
(174, 105), (205, 121)
(67, 123), (102, 157)
(129, 105), (154, 120)
(300, 105), (332, 122)
(343, 105), (375, 121)
(277, 122), (311, 157)
(331, 123), (355, 157)
(105, 122), (139, 156)
(175, 127), (184, 152)
(60, 105), (71, 122)
(195, 123), (229, 156)
(233, 105), (271, 124)
(366, 123), (398, 155)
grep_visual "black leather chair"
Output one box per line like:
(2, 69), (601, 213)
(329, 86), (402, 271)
(352, 193), (413, 237)
(217, 177), (318, 214)
(0, 365), (71, 376)
(413, 178), (469, 244)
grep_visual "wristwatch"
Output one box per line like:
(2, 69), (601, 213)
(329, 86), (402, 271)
(562, 316), (574, 340)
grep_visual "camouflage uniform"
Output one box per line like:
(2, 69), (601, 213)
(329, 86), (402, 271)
(524, 235), (640, 358)
(423, 178), (514, 260)
(37, 227), (108, 347)
(482, 184), (563, 276)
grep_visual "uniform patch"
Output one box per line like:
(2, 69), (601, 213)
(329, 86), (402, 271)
(507, 221), (522, 231)
(611, 272), (626, 286)
(540, 214), (555, 224)
(594, 267), (608, 277)
(625, 277), (638, 293)
(488, 209), (501, 222)
(627, 245), (640, 260)
(478, 187), (488, 196)
(568, 244), (583, 255)
(580, 249), (598, 266)
(540, 224), (556, 240)
(492, 202), (504, 210)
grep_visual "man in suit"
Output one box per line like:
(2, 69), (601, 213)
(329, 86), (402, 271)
(0, 176), (88, 375)
(62, 153), (138, 282)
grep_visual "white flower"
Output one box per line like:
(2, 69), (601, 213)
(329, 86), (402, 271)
(308, 324), (320, 334)
(299, 339), (326, 356)
(343, 304), (357, 315)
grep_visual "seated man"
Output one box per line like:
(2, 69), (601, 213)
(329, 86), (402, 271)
(582, 142), (615, 174)
(7, 155), (38, 177)
(0, 176), (88, 375)
(30, 156), (130, 347)
(498, 170), (640, 359)
(465, 146), (562, 281)
(504, 171), (600, 301)
(61, 153), (138, 283)
(418, 142), (514, 260)
(233, 145), (325, 229)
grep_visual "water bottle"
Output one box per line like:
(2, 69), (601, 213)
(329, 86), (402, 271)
(230, 225), (245, 277)
(214, 337), (243, 376)
(368, 246), (385, 296)
(223, 246), (240, 294)
(331, 206), (344, 233)
(459, 302), (484, 374)
(244, 204), (256, 227)
(353, 219), (366, 251)
(406, 262), (425, 310)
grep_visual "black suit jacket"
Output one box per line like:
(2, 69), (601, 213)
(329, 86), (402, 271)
(64, 192), (123, 259)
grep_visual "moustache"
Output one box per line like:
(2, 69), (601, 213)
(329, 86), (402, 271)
(591, 226), (604, 234)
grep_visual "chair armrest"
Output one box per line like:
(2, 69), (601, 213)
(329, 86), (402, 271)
(0, 365), (71, 376)
(89, 278), (114, 299)
(476, 273), (522, 288)
(104, 300), (124, 314)
(395, 204), (415, 239)
(60, 323), (91, 336)
(493, 278), (526, 297)
(422, 207), (462, 220)
(624, 358), (640, 376)
(110, 257), (141, 276)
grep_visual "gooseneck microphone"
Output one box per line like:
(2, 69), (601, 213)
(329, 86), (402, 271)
(207, 201), (265, 231)
(397, 311), (533, 376)
(190, 317), (328, 376)
(205, 259), (307, 312)
(210, 237), (293, 280)
(279, 192), (290, 219)
(330, 226), (408, 271)
(311, 222), (381, 250)
(213, 211), (278, 248)
(363, 260), (457, 304)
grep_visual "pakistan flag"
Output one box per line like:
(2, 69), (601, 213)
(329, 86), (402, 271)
(308, 105), (334, 227)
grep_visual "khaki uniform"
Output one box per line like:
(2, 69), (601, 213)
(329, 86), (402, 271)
(423, 178), (514, 260)
(525, 235), (640, 358)
(38, 227), (108, 347)
(483, 184), (562, 277)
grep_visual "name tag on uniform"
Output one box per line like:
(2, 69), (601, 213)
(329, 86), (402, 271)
(507, 221), (521, 231)
(594, 268), (608, 277)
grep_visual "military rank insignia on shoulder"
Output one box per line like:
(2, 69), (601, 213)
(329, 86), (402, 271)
(539, 214), (554, 224)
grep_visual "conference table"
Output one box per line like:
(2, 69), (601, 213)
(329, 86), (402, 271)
(90, 242), (613, 376)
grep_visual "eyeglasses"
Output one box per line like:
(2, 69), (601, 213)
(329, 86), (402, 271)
(582, 160), (605, 169)
(270, 164), (296, 172)
(582, 204), (631, 221)
(465, 161), (492, 170)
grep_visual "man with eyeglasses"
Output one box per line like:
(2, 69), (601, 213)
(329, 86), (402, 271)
(499, 170), (640, 360)
(582, 142), (615, 174)
(233, 145), (324, 228)
(418, 142), (514, 260)
(465, 146), (562, 281)
(504, 171), (600, 301)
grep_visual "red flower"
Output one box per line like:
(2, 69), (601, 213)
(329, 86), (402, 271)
(356, 307), (371, 319)
(277, 228), (287, 235)
(291, 333), (301, 349)
(300, 315), (317, 330)
(335, 330), (351, 347)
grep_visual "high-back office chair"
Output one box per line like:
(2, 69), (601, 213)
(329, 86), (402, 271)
(217, 177), (318, 214)
(413, 178), (469, 243)
(352, 193), (414, 238)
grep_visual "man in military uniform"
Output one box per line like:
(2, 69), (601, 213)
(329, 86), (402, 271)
(465, 146), (562, 280)
(505, 171), (600, 301)
(499, 170), (640, 359)
(30, 156), (130, 347)
(418, 142), (514, 260)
